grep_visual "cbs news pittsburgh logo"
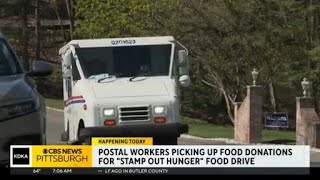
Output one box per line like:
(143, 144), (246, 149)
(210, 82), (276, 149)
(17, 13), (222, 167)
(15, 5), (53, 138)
(10, 146), (32, 168)
(10, 145), (92, 168)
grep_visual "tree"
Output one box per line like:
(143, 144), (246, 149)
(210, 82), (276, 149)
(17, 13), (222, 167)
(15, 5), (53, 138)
(172, 0), (311, 124)
(73, 0), (320, 125)
(74, 0), (177, 38)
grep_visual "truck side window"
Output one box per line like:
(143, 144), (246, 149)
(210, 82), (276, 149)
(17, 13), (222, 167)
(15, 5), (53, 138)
(67, 78), (72, 98)
(71, 55), (81, 81)
(173, 48), (179, 80)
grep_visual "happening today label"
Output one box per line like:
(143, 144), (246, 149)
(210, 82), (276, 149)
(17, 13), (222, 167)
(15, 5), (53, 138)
(91, 137), (153, 146)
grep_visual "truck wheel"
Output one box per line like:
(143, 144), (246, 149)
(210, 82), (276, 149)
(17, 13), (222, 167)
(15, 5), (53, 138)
(82, 137), (91, 145)
(154, 137), (178, 145)
(76, 121), (89, 145)
(78, 129), (91, 145)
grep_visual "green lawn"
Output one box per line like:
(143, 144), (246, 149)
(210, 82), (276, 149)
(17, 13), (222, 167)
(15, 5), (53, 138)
(45, 98), (64, 110)
(45, 98), (296, 144)
(181, 117), (296, 144)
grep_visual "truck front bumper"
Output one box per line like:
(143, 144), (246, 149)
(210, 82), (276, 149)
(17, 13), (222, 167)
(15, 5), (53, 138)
(78, 123), (188, 140)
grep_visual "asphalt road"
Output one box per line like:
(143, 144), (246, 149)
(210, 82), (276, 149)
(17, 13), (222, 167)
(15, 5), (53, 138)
(45, 109), (229, 145)
(46, 109), (320, 167)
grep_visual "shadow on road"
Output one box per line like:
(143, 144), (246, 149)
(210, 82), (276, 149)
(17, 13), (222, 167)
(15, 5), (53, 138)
(262, 139), (296, 145)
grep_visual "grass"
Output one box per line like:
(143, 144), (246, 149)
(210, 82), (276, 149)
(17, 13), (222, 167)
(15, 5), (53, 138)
(45, 98), (64, 110)
(181, 117), (234, 139)
(45, 98), (296, 144)
(181, 117), (296, 144)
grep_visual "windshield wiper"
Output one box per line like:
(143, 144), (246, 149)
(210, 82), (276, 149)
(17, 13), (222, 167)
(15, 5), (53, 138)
(88, 73), (113, 83)
(129, 73), (150, 82)
(97, 75), (114, 83)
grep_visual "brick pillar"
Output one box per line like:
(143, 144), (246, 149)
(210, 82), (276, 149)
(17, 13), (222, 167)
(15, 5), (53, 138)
(234, 102), (243, 141)
(296, 97), (320, 146)
(234, 86), (263, 144)
(307, 122), (320, 148)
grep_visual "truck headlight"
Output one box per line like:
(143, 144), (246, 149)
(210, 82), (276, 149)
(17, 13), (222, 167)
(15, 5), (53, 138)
(103, 108), (116, 117)
(154, 106), (166, 115)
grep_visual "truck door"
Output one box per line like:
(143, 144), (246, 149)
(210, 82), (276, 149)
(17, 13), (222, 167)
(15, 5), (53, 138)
(70, 54), (82, 141)
(62, 52), (75, 141)
(66, 75), (74, 139)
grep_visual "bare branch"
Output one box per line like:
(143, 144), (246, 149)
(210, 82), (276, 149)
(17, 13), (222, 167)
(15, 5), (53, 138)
(200, 79), (222, 90)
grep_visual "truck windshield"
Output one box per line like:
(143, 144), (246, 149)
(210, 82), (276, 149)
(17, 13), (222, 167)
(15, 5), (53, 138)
(75, 44), (172, 79)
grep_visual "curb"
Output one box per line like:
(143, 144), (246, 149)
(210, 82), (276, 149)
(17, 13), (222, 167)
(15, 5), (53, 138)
(311, 148), (320, 153)
(46, 106), (64, 113)
(180, 134), (240, 144)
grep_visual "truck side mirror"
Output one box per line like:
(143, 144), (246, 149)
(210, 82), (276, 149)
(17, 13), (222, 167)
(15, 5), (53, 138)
(63, 67), (72, 78)
(178, 50), (188, 67)
(63, 53), (72, 67)
(179, 67), (189, 76)
(179, 75), (191, 88)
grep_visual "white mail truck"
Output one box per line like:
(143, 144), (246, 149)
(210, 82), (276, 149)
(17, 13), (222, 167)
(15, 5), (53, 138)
(59, 36), (190, 145)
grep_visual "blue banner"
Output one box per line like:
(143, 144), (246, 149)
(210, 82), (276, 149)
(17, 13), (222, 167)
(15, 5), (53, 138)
(265, 112), (289, 128)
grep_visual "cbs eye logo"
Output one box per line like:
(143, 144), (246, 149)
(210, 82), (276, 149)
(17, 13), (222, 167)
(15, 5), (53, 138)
(10, 146), (31, 167)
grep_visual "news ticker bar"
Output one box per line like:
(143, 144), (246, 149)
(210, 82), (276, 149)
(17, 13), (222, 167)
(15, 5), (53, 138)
(10, 138), (311, 169)
(10, 168), (310, 175)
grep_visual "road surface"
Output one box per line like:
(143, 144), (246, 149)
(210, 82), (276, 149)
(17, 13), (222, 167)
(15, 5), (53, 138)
(45, 109), (229, 145)
(46, 109), (320, 167)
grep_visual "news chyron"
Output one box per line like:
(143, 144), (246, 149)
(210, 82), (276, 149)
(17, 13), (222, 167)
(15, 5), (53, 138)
(10, 137), (311, 175)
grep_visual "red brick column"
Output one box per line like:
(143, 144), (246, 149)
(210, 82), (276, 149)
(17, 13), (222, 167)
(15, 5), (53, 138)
(234, 86), (263, 144)
(307, 122), (320, 148)
(296, 97), (320, 147)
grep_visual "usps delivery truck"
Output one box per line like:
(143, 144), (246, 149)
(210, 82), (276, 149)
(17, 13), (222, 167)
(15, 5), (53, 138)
(59, 36), (190, 145)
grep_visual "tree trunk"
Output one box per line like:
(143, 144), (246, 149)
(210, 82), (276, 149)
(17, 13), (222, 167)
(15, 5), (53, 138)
(222, 90), (235, 125)
(269, 82), (277, 112)
(21, 2), (29, 70)
(65, 0), (74, 40)
(318, 10), (320, 42)
(310, 0), (313, 46)
(54, 6), (67, 41)
(313, 8), (319, 42)
(312, 81), (320, 116)
(305, 0), (312, 69)
(35, 0), (41, 60)
(200, 78), (235, 125)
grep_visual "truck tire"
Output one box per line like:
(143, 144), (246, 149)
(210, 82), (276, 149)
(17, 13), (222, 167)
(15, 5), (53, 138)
(76, 120), (88, 144)
(154, 137), (178, 145)
(78, 129), (91, 145)
(82, 137), (91, 145)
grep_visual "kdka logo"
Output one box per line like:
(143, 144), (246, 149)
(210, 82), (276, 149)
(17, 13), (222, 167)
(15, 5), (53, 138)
(10, 146), (31, 167)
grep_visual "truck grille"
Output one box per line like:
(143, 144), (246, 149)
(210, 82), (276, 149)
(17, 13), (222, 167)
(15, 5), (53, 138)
(119, 106), (150, 121)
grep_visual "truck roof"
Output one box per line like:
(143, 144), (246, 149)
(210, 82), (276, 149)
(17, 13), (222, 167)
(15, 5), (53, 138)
(59, 36), (175, 55)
